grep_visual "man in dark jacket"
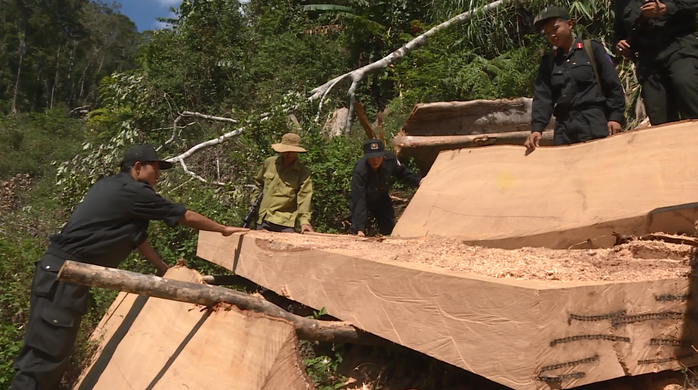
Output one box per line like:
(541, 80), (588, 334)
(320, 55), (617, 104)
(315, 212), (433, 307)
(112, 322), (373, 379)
(525, 6), (626, 150)
(349, 139), (422, 237)
(11, 145), (248, 390)
(614, 0), (698, 125)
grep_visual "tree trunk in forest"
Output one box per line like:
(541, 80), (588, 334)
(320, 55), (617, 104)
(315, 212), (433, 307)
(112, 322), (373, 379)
(57, 260), (383, 345)
(11, 19), (26, 114)
(50, 46), (61, 109)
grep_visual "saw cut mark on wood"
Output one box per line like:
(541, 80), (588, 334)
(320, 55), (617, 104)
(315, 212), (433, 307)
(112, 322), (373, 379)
(196, 231), (698, 390)
(57, 261), (381, 345)
(71, 266), (314, 390)
(392, 121), (698, 249)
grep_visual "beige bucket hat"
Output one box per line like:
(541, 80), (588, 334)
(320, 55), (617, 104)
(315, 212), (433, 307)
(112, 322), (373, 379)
(272, 133), (307, 153)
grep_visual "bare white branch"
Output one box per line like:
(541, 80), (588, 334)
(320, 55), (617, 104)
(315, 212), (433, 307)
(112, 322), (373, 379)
(308, 0), (509, 133)
(180, 111), (239, 124)
(178, 159), (225, 186)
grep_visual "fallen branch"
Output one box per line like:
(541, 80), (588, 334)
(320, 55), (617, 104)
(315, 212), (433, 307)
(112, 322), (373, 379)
(309, 0), (510, 133)
(393, 131), (554, 151)
(178, 159), (225, 186)
(180, 111), (239, 125)
(58, 261), (383, 345)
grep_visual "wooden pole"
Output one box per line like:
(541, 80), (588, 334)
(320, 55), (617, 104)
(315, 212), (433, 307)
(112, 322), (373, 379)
(57, 261), (382, 345)
(392, 130), (555, 150)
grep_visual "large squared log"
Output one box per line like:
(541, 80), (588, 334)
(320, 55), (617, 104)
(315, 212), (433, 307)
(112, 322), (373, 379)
(72, 266), (313, 390)
(392, 121), (698, 249)
(196, 231), (698, 390)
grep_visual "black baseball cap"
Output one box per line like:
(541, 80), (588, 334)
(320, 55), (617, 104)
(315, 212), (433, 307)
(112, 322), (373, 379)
(533, 6), (571, 31)
(363, 139), (385, 159)
(120, 145), (173, 170)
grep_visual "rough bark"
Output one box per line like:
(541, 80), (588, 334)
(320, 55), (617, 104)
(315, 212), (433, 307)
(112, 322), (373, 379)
(57, 261), (382, 345)
(394, 130), (554, 173)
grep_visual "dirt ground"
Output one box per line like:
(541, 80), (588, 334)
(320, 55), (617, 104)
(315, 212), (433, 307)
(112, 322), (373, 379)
(266, 232), (696, 282)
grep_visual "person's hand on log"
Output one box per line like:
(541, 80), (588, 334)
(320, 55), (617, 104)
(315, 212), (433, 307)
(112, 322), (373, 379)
(524, 132), (542, 151)
(607, 120), (622, 136)
(221, 226), (250, 236)
(300, 224), (313, 234)
(357, 231), (365, 237)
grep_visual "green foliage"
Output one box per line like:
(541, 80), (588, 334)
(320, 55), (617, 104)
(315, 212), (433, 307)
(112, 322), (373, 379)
(0, 236), (36, 386)
(0, 0), (139, 113)
(0, 111), (90, 180)
(303, 343), (346, 390)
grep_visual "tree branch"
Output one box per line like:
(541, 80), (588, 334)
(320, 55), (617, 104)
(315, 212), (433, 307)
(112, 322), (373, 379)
(57, 261), (383, 345)
(161, 112), (269, 184)
(180, 111), (239, 125)
(308, 0), (509, 133)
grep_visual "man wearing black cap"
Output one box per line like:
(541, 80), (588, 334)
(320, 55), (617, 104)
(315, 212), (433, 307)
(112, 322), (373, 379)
(11, 145), (248, 390)
(349, 139), (422, 237)
(525, 6), (626, 150)
(614, 0), (698, 125)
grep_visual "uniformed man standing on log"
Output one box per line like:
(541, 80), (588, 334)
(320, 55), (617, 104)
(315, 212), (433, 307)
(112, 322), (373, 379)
(11, 145), (248, 390)
(349, 139), (422, 237)
(252, 133), (313, 233)
(614, 0), (698, 125)
(525, 6), (626, 150)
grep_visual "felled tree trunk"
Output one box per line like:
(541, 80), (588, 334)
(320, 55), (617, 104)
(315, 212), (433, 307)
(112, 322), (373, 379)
(57, 261), (382, 345)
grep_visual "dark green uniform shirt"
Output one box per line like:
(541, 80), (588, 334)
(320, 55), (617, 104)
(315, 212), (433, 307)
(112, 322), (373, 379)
(48, 172), (187, 268)
(252, 156), (313, 228)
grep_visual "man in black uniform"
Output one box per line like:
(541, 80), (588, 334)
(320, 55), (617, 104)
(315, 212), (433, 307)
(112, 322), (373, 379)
(11, 145), (248, 390)
(525, 6), (626, 150)
(614, 0), (698, 125)
(349, 139), (422, 237)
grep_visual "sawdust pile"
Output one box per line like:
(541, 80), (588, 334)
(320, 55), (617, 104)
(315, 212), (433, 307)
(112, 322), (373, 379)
(270, 233), (697, 282)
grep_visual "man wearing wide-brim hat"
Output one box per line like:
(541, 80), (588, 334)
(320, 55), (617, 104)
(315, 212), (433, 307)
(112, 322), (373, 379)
(251, 133), (313, 233)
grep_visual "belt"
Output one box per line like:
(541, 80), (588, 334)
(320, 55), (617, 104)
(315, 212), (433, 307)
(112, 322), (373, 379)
(46, 245), (85, 263)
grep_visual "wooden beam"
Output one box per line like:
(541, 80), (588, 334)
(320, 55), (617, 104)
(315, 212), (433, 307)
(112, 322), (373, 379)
(393, 122), (698, 249)
(57, 261), (382, 345)
(393, 131), (553, 149)
(393, 131), (554, 174)
(196, 230), (698, 390)
(72, 266), (314, 390)
(354, 100), (376, 139)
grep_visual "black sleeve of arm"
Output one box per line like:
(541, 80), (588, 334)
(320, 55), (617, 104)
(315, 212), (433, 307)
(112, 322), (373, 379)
(664, 0), (698, 15)
(593, 42), (626, 125)
(613, 1), (628, 44)
(393, 158), (421, 188)
(350, 168), (369, 232)
(130, 185), (187, 227)
(531, 55), (554, 133)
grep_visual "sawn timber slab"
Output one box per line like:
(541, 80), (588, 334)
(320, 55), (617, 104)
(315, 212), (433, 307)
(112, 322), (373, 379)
(196, 230), (698, 390)
(391, 121), (698, 249)
(72, 266), (313, 390)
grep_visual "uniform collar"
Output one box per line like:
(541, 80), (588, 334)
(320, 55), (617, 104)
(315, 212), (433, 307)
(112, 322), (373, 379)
(555, 37), (583, 57)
